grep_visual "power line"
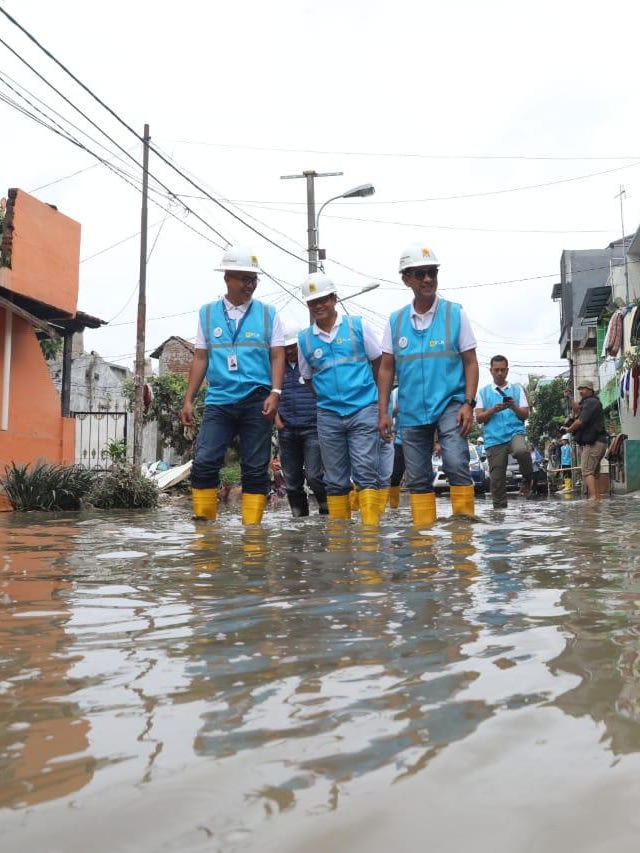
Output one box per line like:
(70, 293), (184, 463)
(0, 22), (231, 247)
(0, 9), (311, 268)
(175, 140), (640, 162)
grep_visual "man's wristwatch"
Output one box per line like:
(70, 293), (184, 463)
(464, 398), (477, 407)
(271, 389), (282, 396)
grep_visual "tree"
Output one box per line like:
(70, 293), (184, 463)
(526, 375), (567, 447)
(125, 374), (205, 459)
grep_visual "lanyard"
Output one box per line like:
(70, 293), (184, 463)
(222, 300), (253, 345)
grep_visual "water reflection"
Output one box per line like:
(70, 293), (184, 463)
(1, 497), (640, 849)
(0, 522), (95, 808)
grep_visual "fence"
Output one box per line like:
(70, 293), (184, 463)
(72, 410), (128, 470)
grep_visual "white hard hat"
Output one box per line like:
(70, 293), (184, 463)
(301, 273), (338, 303)
(282, 323), (301, 347)
(399, 244), (440, 273)
(215, 245), (261, 274)
(562, 433), (572, 441)
(476, 436), (484, 443)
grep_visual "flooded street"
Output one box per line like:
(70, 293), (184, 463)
(2, 494), (640, 852)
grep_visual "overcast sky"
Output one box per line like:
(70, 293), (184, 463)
(2, 0), (640, 388)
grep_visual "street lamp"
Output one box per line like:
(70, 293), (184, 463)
(338, 282), (380, 303)
(316, 183), (375, 266)
(279, 171), (375, 272)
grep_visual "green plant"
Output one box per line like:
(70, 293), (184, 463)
(220, 461), (241, 486)
(38, 336), (63, 361)
(124, 374), (205, 458)
(0, 461), (95, 511)
(87, 463), (159, 509)
(526, 376), (568, 447)
(101, 438), (128, 464)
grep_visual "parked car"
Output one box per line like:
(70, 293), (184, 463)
(432, 444), (487, 494)
(505, 454), (523, 492)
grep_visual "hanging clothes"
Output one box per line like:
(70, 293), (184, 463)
(605, 309), (624, 357)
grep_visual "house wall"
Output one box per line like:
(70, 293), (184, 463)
(158, 340), (193, 377)
(0, 189), (80, 315)
(0, 311), (74, 466)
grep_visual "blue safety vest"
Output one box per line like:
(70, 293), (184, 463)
(479, 383), (526, 449)
(298, 316), (378, 416)
(200, 299), (274, 405)
(391, 299), (465, 427)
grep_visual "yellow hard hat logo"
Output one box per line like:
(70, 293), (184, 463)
(308, 282), (317, 293)
(421, 248), (432, 258)
(251, 256), (258, 265)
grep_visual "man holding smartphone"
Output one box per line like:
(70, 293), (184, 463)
(475, 355), (533, 509)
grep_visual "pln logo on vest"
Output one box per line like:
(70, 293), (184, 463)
(429, 339), (445, 348)
(244, 331), (258, 339)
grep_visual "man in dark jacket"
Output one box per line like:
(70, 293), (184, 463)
(275, 328), (328, 517)
(565, 380), (608, 501)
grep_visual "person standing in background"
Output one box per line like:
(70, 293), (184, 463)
(275, 326), (328, 517)
(475, 355), (533, 509)
(565, 381), (608, 501)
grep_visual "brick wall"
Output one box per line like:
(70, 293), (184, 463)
(159, 339), (193, 377)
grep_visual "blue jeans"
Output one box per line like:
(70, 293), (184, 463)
(278, 425), (327, 512)
(402, 401), (471, 493)
(378, 437), (395, 487)
(192, 389), (272, 494)
(317, 403), (380, 495)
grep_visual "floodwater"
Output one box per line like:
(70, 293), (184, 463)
(1, 493), (640, 853)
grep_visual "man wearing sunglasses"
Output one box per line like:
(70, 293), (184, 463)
(297, 272), (384, 525)
(377, 244), (479, 526)
(181, 246), (285, 525)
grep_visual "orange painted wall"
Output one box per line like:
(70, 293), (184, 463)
(0, 310), (74, 469)
(2, 189), (80, 315)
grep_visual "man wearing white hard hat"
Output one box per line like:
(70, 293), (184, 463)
(378, 244), (479, 526)
(297, 273), (383, 524)
(274, 324), (328, 517)
(181, 246), (285, 524)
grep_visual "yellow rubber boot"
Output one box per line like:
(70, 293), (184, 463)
(563, 477), (572, 492)
(349, 486), (360, 512)
(450, 484), (475, 516)
(377, 487), (390, 515)
(389, 486), (401, 509)
(241, 493), (267, 525)
(327, 494), (351, 520)
(358, 488), (381, 526)
(409, 492), (437, 527)
(192, 487), (218, 521)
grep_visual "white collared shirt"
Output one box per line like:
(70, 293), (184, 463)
(195, 296), (284, 348)
(297, 312), (382, 380)
(381, 295), (477, 353)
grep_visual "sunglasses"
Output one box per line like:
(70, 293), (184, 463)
(307, 294), (333, 306)
(406, 267), (439, 281)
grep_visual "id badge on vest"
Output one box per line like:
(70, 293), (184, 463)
(227, 353), (238, 372)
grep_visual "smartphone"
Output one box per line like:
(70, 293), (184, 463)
(496, 387), (513, 402)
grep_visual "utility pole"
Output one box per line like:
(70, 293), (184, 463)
(615, 185), (630, 304)
(133, 123), (150, 468)
(280, 170), (343, 272)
